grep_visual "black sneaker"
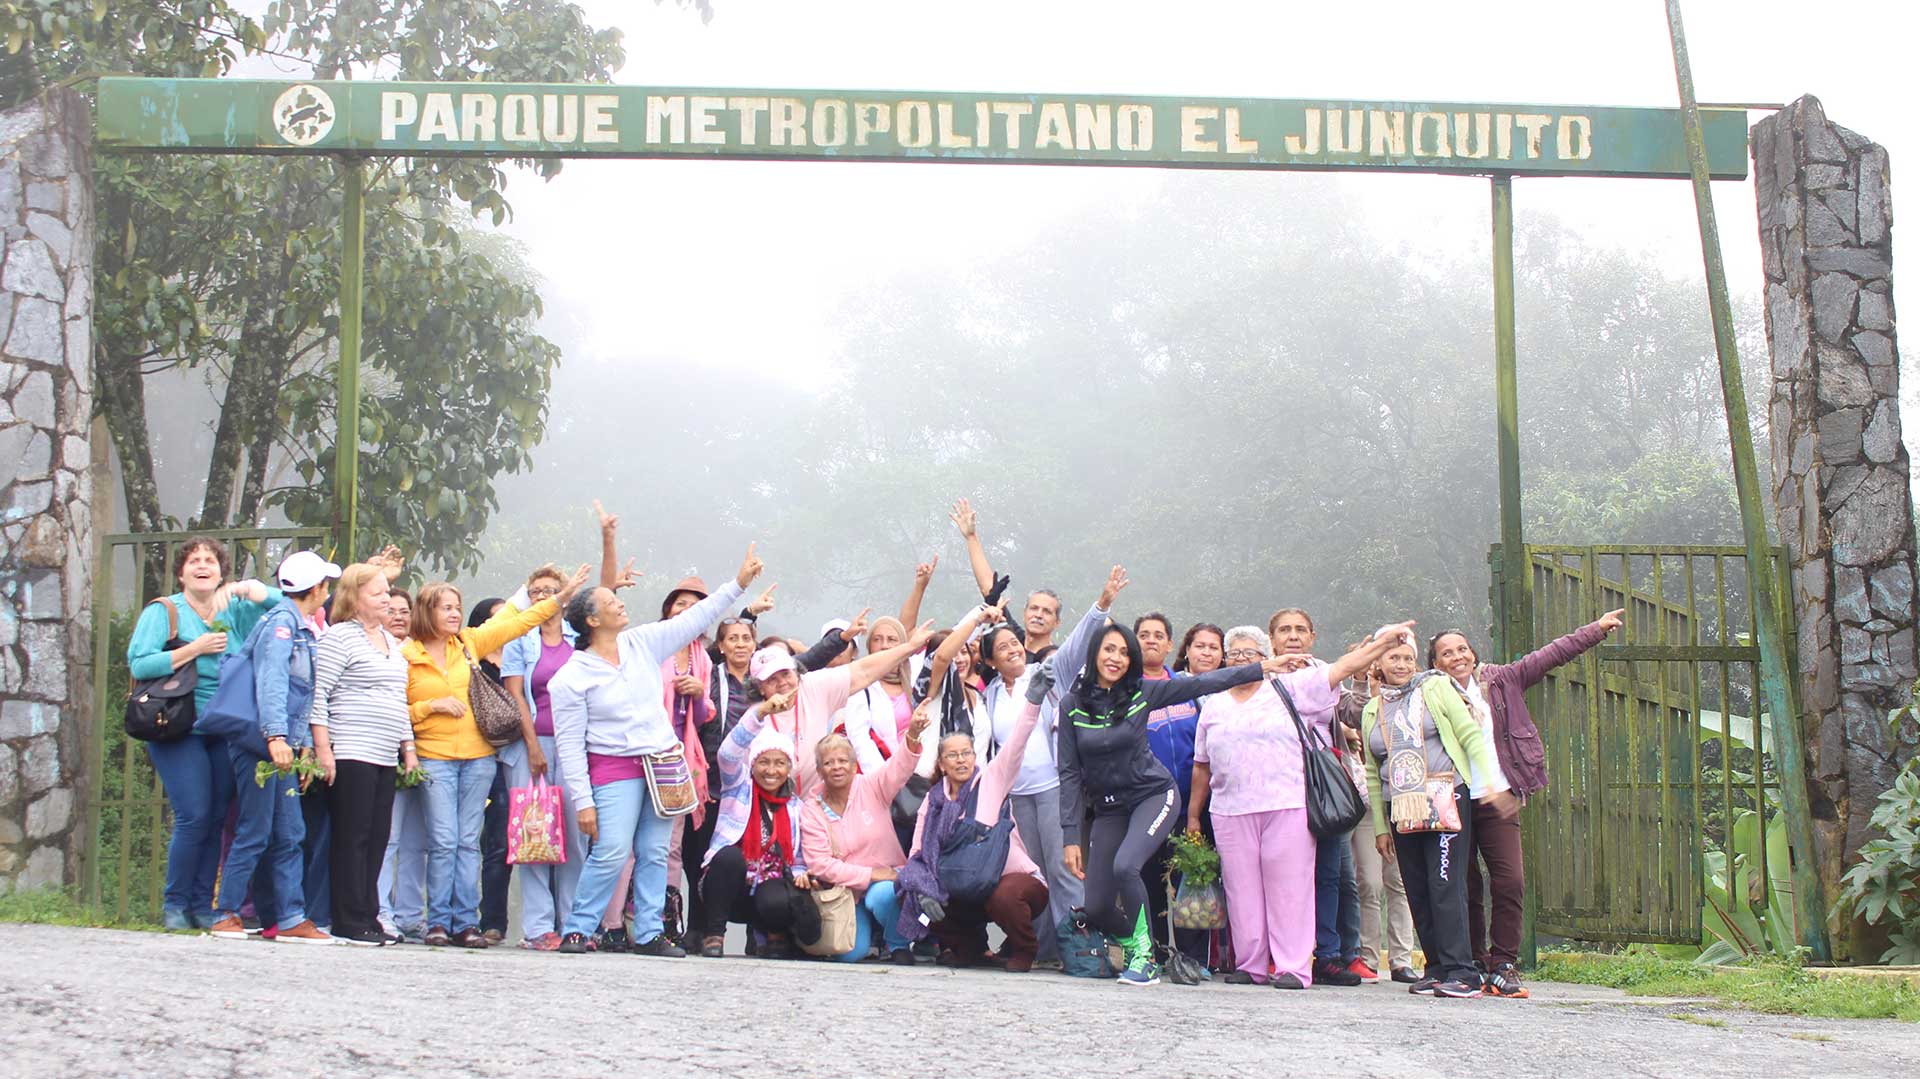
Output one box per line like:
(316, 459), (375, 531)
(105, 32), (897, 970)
(598, 926), (631, 953)
(1409, 976), (1440, 995)
(631, 935), (687, 958)
(1486, 962), (1531, 998)
(1222, 971), (1257, 985)
(1435, 978), (1484, 998)
(1272, 972), (1306, 989)
(339, 927), (387, 948)
(558, 932), (590, 954)
(890, 948), (916, 966)
(1312, 958), (1362, 986)
(1390, 966), (1421, 984)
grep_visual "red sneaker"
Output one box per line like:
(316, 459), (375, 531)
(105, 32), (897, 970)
(1347, 958), (1379, 982)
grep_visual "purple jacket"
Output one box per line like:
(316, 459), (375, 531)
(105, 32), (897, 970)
(1474, 620), (1611, 798)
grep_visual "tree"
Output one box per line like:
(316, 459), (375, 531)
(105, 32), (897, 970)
(1, 1), (644, 575)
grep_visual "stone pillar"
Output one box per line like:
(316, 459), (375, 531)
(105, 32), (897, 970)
(0, 89), (93, 893)
(1755, 95), (1916, 950)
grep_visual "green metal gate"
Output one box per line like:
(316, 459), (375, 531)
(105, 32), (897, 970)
(83, 527), (331, 923)
(1490, 544), (1799, 951)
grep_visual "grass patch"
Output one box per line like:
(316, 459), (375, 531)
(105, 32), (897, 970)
(1788, 1033), (1835, 1043)
(1668, 1012), (1728, 1027)
(0, 887), (167, 932)
(1536, 950), (1920, 1022)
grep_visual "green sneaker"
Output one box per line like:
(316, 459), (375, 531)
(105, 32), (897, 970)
(1118, 953), (1162, 986)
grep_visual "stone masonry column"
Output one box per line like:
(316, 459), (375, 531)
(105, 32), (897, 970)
(0, 88), (93, 893)
(1755, 96), (1916, 955)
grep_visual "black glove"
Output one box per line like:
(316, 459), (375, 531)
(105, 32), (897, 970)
(1025, 657), (1057, 704)
(983, 573), (1011, 608)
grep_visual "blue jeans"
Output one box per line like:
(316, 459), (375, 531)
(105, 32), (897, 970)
(421, 756), (496, 933)
(215, 751), (307, 930)
(1314, 830), (1361, 962)
(564, 778), (672, 941)
(507, 735), (586, 939)
(834, 879), (908, 962)
(379, 785), (428, 930)
(146, 734), (234, 921)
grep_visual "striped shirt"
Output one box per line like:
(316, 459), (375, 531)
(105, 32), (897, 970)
(310, 620), (411, 767)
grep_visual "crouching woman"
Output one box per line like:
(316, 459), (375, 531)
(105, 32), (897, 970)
(898, 659), (1056, 972)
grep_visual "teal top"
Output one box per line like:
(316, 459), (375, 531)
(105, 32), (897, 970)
(126, 588), (284, 710)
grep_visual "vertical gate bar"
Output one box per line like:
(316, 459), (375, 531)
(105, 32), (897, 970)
(1665, 0), (1829, 960)
(1588, 549), (1606, 920)
(1491, 176), (1532, 664)
(1685, 556), (1703, 938)
(334, 157), (368, 562)
(85, 529), (115, 911)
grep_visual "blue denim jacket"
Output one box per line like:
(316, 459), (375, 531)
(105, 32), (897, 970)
(253, 598), (316, 748)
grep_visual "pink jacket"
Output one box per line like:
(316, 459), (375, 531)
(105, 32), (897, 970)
(799, 728), (923, 893)
(910, 697), (1044, 883)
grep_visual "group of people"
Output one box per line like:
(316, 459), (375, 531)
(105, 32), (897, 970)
(131, 499), (1623, 995)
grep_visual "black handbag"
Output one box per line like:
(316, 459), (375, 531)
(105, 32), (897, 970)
(124, 598), (199, 743)
(1273, 677), (1368, 839)
(936, 781), (1015, 905)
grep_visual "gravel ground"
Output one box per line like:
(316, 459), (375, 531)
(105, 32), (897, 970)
(2, 924), (1911, 1078)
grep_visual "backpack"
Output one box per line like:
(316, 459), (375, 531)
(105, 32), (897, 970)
(124, 598), (198, 743)
(935, 781), (1016, 905)
(1056, 909), (1116, 978)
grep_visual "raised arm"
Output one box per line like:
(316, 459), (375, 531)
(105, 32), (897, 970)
(1051, 565), (1129, 698)
(1493, 610), (1623, 690)
(949, 498), (996, 599)
(899, 556), (938, 628)
(627, 544), (760, 660)
(1324, 621), (1416, 688)
(846, 620), (937, 695)
(925, 605), (992, 690)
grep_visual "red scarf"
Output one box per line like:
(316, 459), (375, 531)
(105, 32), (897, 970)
(739, 784), (792, 869)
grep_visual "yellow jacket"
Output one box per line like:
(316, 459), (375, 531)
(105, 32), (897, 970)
(405, 598), (560, 760)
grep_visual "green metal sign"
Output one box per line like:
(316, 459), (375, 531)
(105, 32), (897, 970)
(97, 78), (1748, 179)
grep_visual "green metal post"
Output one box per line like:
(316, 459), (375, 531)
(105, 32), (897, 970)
(335, 157), (366, 561)
(1665, 0), (1831, 960)
(1492, 174), (1538, 966)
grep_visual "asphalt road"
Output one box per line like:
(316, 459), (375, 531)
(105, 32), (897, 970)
(1, 924), (1910, 1078)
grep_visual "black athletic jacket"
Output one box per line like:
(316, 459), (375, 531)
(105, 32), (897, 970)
(1057, 644), (1264, 845)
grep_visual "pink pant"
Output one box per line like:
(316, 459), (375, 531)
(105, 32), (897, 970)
(1214, 807), (1316, 986)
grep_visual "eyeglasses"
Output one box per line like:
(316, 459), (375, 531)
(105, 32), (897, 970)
(941, 748), (976, 762)
(1225, 648), (1264, 661)
(527, 586), (560, 598)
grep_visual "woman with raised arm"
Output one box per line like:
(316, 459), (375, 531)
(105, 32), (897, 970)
(1056, 566), (1304, 987)
(1187, 624), (1409, 988)
(743, 618), (936, 794)
(1425, 608), (1623, 998)
(404, 563), (591, 949)
(1360, 630), (1516, 999)
(898, 658), (1059, 972)
(125, 537), (282, 932)
(798, 701), (934, 963)
(550, 545), (761, 956)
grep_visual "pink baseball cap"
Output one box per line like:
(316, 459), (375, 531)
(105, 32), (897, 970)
(749, 646), (797, 683)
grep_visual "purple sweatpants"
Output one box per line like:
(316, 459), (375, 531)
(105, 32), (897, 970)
(1214, 807), (1316, 986)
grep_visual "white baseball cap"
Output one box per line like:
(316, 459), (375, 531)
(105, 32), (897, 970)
(278, 550), (342, 592)
(820, 618), (851, 638)
(749, 646), (798, 683)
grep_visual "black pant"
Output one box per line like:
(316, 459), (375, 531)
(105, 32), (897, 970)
(680, 805), (719, 935)
(1392, 784), (1477, 983)
(698, 844), (821, 944)
(1083, 786), (1180, 939)
(328, 759), (396, 937)
(479, 759), (511, 933)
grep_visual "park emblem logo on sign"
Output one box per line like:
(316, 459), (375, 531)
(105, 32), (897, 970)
(272, 84), (336, 147)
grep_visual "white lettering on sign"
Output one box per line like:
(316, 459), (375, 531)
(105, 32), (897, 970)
(355, 88), (1607, 168)
(689, 96), (725, 145)
(1181, 105), (1217, 152)
(460, 94), (497, 142)
(936, 102), (972, 148)
(381, 93), (418, 140)
(419, 93), (458, 142)
(897, 101), (933, 148)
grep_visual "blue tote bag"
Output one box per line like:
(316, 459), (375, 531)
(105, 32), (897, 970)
(194, 616), (275, 760)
